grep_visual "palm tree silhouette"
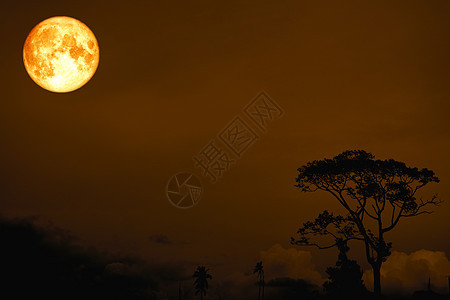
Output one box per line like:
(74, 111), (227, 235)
(193, 266), (212, 300)
(253, 261), (265, 300)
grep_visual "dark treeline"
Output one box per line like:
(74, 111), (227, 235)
(0, 214), (448, 300)
(0, 215), (163, 300)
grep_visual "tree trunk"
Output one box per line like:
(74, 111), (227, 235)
(373, 264), (381, 297)
(257, 278), (261, 300)
(258, 275), (262, 300)
(261, 274), (265, 300)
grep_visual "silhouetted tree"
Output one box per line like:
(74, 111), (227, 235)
(291, 150), (440, 297)
(323, 239), (367, 298)
(253, 261), (265, 300)
(193, 266), (212, 300)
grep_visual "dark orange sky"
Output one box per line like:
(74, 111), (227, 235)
(0, 0), (449, 291)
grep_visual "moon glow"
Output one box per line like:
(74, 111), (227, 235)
(23, 16), (99, 93)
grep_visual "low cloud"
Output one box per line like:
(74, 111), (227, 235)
(148, 234), (189, 246)
(363, 250), (450, 295)
(213, 244), (324, 300)
(260, 243), (325, 286)
(6, 215), (447, 298)
(148, 234), (173, 245)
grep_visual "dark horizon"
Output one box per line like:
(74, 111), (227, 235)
(0, 212), (448, 299)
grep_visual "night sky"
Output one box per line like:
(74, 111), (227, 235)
(1, 0), (449, 297)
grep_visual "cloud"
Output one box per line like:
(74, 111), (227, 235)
(213, 244), (324, 300)
(148, 234), (189, 246)
(259, 244), (325, 286)
(363, 250), (450, 295)
(148, 234), (174, 245)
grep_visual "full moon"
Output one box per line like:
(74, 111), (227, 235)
(23, 16), (99, 93)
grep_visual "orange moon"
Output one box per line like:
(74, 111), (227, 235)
(23, 16), (99, 93)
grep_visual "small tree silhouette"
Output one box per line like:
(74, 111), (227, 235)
(323, 239), (367, 298)
(291, 150), (441, 296)
(193, 266), (212, 300)
(253, 261), (265, 300)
